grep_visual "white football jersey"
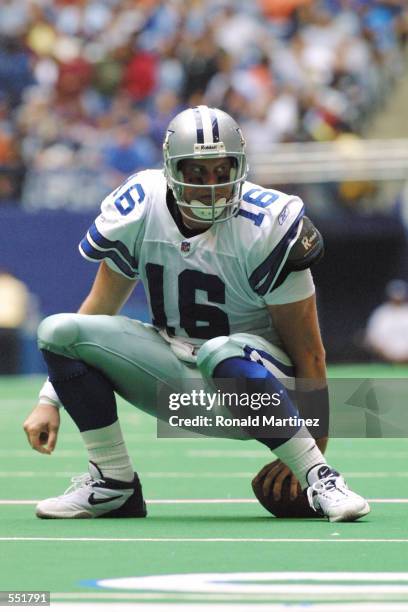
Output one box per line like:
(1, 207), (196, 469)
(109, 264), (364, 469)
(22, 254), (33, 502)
(79, 169), (314, 348)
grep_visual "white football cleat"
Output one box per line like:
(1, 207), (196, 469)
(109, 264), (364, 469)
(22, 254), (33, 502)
(306, 465), (370, 522)
(36, 462), (147, 519)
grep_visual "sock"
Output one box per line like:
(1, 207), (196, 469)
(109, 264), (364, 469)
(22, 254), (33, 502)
(273, 426), (327, 489)
(81, 421), (134, 483)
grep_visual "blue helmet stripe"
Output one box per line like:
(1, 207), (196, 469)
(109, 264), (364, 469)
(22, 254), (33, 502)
(193, 107), (204, 143)
(209, 108), (220, 142)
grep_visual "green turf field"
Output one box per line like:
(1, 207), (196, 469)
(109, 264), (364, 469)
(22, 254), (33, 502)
(1, 366), (408, 611)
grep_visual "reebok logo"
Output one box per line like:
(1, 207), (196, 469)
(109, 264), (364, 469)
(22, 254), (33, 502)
(88, 493), (124, 506)
(278, 204), (289, 225)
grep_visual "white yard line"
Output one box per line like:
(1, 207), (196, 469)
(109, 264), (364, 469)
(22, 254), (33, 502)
(0, 537), (408, 543)
(0, 471), (408, 478)
(0, 498), (407, 505)
(0, 472), (257, 478)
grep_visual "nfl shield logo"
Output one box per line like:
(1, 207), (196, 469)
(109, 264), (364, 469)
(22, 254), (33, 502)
(181, 241), (190, 253)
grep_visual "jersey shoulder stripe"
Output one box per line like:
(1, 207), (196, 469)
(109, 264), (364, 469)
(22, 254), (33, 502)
(248, 205), (304, 297)
(88, 222), (138, 270)
(79, 238), (137, 279)
(78, 170), (165, 278)
(79, 222), (138, 279)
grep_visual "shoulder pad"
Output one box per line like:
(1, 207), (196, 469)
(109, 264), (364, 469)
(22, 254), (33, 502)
(271, 217), (323, 290)
(286, 216), (324, 271)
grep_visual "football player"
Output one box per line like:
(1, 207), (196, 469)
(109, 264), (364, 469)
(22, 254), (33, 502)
(23, 105), (369, 522)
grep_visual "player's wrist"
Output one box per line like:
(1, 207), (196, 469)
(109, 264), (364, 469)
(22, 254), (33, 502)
(39, 378), (61, 408)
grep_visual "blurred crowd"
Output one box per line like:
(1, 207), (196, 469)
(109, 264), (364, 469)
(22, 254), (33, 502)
(0, 0), (407, 209)
(365, 279), (408, 363)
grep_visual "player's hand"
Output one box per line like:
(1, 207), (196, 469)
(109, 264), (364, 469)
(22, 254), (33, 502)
(252, 459), (300, 501)
(23, 403), (60, 455)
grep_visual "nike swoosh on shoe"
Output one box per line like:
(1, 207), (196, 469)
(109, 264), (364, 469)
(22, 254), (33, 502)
(88, 493), (124, 506)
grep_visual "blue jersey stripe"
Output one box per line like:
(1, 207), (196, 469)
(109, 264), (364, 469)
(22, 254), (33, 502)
(193, 107), (204, 143)
(88, 223), (138, 270)
(249, 209), (304, 296)
(209, 108), (220, 142)
(79, 238), (137, 279)
(257, 222), (301, 297)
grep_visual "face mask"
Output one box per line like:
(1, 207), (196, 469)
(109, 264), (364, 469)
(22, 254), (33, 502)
(188, 197), (227, 220)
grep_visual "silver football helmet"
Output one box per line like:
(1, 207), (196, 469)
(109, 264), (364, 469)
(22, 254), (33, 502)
(163, 105), (248, 224)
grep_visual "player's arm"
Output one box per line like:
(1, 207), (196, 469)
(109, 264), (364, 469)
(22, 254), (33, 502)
(268, 294), (327, 452)
(263, 211), (327, 448)
(78, 261), (137, 315)
(25, 171), (144, 454)
(252, 212), (327, 500)
(268, 293), (328, 453)
(24, 262), (137, 454)
(268, 294), (326, 382)
(258, 294), (328, 500)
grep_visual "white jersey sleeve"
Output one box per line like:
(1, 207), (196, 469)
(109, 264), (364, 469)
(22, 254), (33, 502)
(78, 171), (154, 279)
(240, 183), (305, 300)
(265, 269), (315, 305)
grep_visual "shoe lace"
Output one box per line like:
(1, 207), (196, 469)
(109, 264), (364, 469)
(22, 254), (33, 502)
(307, 475), (348, 511)
(63, 473), (104, 496)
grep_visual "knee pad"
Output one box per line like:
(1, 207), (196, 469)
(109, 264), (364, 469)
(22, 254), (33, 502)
(197, 333), (295, 389)
(197, 336), (242, 378)
(37, 313), (80, 355)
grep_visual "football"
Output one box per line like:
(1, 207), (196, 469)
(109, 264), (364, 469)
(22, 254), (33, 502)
(252, 464), (318, 519)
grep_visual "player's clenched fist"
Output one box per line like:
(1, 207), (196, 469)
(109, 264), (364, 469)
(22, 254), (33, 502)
(23, 403), (60, 455)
